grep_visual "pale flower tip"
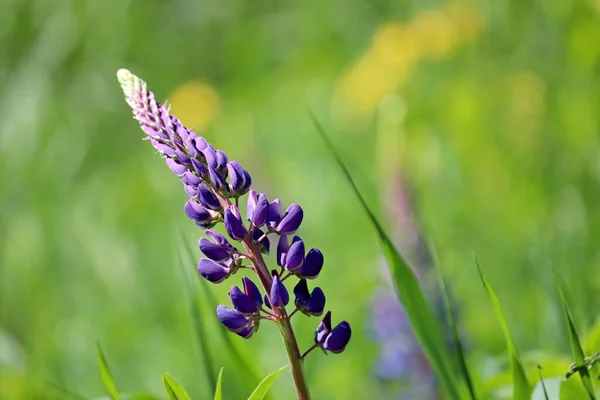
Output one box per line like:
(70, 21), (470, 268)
(116, 68), (141, 98)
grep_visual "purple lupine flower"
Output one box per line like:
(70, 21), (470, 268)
(277, 234), (289, 267)
(285, 237), (305, 271)
(227, 161), (251, 196)
(300, 248), (324, 279)
(294, 280), (326, 316)
(270, 275), (289, 307)
(199, 237), (232, 262)
(184, 199), (218, 228)
(117, 69), (351, 394)
(314, 311), (351, 353)
(229, 285), (259, 315)
(242, 277), (263, 307)
(216, 305), (249, 333)
(276, 204), (303, 234)
(224, 207), (248, 241)
(198, 259), (230, 283)
(266, 198), (282, 228)
(324, 321), (352, 353)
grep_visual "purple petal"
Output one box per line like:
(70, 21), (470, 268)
(315, 311), (332, 345)
(184, 184), (198, 197)
(251, 194), (268, 227)
(236, 326), (255, 339)
(306, 287), (326, 316)
(301, 248), (324, 279)
(197, 184), (221, 211)
(198, 259), (230, 283)
(242, 277), (263, 307)
(224, 208), (248, 241)
(227, 161), (248, 194)
(216, 150), (229, 169)
(199, 238), (231, 262)
(270, 275), (289, 307)
(191, 158), (208, 176)
(204, 229), (233, 250)
(166, 157), (187, 176)
(246, 190), (258, 221)
(181, 171), (201, 187)
(208, 167), (227, 191)
(277, 235), (289, 267)
(267, 198), (281, 228)
(184, 200), (213, 224)
(293, 279), (311, 306)
(229, 286), (258, 315)
(275, 204), (303, 234)
(323, 321), (351, 354)
(202, 146), (218, 169)
(216, 305), (248, 333)
(284, 237), (304, 271)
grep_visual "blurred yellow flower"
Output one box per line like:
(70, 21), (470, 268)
(168, 81), (220, 132)
(333, 1), (485, 122)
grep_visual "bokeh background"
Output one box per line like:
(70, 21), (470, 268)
(1, 0), (600, 399)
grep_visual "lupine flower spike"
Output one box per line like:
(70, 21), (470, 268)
(117, 69), (351, 400)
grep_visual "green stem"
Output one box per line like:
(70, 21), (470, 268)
(242, 239), (311, 400)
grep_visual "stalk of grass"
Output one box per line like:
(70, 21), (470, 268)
(310, 113), (462, 400)
(475, 256), (531, 400)
(555, 271), (596, 399)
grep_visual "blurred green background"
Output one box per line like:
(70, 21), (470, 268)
(1, 0), (600, 399)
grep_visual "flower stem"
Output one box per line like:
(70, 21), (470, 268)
(243, 238), (311, 400)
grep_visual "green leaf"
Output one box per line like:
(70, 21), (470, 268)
(310, 113), (461, 400)
(247, 365), (288, 400)
(555, 272), (596, 399)
(476, 258), (531, 400)
(560, 375), (590, 400)
(96, 342), (120, 400)
(162, 373), (192, 400)
(432, 243), (477, 400)
(214, 368), (224, 400)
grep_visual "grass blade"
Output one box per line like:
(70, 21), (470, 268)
(181, 237), (265, 398)
(537, 366), (550, 400)
(247, 365), (288, 400)
(555, 272), (596, 399)
(476, 257), (531, 400)
(310, 113), (461, 400)
(214, 367), (224, 400)
(163, 373), (192, 400)
(176, 239), (217, 397)
(431, 243), (477, 400)
(96, 342), (120, 400)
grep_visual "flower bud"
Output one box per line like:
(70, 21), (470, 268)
(242, 277), (263, 307)
(229, 286), (259, 315)
(197, 259), (230, 283)
(216, 305), (248, 333)
(275, 204), (303, 234)
(224, 207), (248, 241)
(197, 184), (221, 211)
(300, 248), (324, 279)
(270, 275), (289, 308)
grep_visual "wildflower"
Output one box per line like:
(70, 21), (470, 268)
(117, 68), (351, 399)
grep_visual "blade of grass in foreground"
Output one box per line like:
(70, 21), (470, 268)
(537, 366), (550, 400)
(555, 272), (596, 399)
(163, 373), (192, 400)
(431, 243), (477, 400)
(96, 342), (120, 400)
(248, 365), (288, 400)
(476, 257), (531, 400)
(176, 242), (217, 398)
(310, 113), (461, 400)
(181, 238), (265, 399)
(214, 368), (224, 400)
